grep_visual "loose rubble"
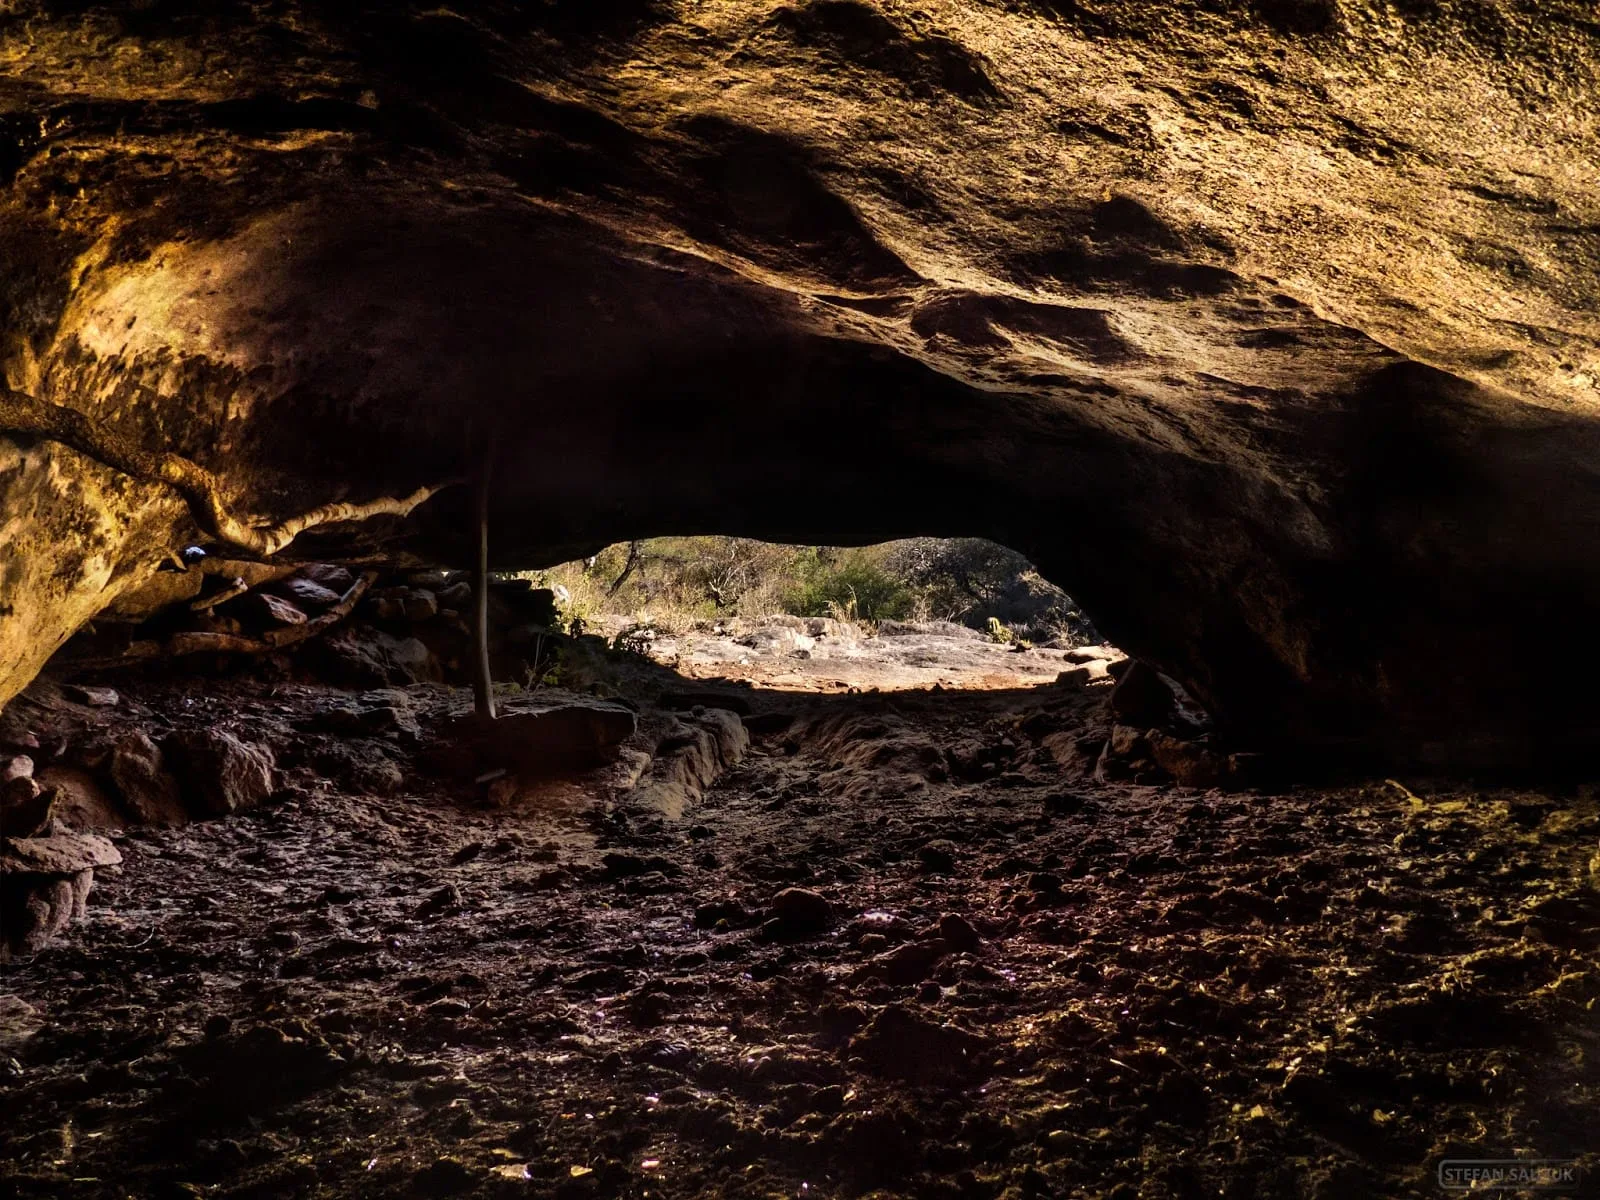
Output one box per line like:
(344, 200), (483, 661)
(1, 580), (1597, 1197)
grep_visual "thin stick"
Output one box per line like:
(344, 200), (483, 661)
(1, 387), (452, 557)
(470, 455), (496, 722)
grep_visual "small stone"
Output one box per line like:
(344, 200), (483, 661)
(0, 729), (40, 752)
(247, 592), (308, 626)
(768, 887), (834, 935)
(298, 563), (356, 593)
(1107, 724), (1150, 759)
(1109, 661), (1176, 725)
(63, 685), (119, 707)
(1042, 791), (1089, 816)
(865, 939), (950, 985)
(275, 576), (343, 611)
(414, 884), (462, 917)
(694, 899), (748, 928)
(108, 731), (187, 826)
(937, 913), (982, 953)
(403, 590), (439, 622)
(168, 730), (276, 816)
(1, 776), (54, 837)
(0, 871), (93, 956)
(0, 995), (42, 1051)
(918, 840), (958, 873)
(1063, 646), (1113, 664)
(1, 754), (33, 782)
(1148, 732), (1233, 788)
(436, 580), (472, 609)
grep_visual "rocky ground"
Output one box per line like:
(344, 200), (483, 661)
(2, 622), (1599, 1199)
(598, 614), (1105, 694)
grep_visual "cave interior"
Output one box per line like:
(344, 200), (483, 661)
(2, 2), (1600, 1198)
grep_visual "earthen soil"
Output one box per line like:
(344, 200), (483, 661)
(2, 632), (1598, 1199)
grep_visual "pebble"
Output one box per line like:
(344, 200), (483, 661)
(250, 592), (308, 626)
(414, 884), (461, 917)
(64, 685), (119, 707)
(858, 932), (889, 955)
(694, 898), (747, 928)
(277, 577), (343, 611)
(938, 913), (982, 953)
(918, 840), (959, 873)
(298, 563), (356, 593)
(866, 939), (949, 985)
(1043, 791), (1089, 816)
(768, 887), (833, 934)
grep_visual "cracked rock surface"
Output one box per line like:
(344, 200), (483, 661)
(3, 1), (1600, 760)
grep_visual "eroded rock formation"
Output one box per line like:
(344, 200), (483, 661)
(3, 1), (1599, 762)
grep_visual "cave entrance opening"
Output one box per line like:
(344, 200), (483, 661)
(521, 536), (1113, 695)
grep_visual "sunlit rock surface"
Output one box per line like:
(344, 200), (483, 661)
(2, 1), (1599, 761)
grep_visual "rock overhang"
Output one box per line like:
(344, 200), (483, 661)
(2, 0), (1599, 763)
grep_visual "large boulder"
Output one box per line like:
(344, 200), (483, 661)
(1, 2), (1599, 765)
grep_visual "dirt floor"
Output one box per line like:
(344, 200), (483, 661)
(3, 626), (1599, 1200)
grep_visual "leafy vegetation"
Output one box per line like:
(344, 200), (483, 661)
(530, 536), (1098, 643)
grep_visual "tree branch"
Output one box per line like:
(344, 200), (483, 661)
(1, 386), (453, 556)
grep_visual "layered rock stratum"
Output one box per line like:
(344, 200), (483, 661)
(2, 0), (1598, 762)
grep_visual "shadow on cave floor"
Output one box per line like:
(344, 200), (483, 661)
(2, 617), (1599, 1199)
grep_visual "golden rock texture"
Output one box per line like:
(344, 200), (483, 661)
(1, 1), (1598, 760)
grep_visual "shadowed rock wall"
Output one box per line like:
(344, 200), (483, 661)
(2, 1), (1599, 763)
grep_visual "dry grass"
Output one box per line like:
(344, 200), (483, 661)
(522, 536), (1098, 645)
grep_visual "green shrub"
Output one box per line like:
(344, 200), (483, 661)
(784, 552), (914, 623)
(530, 536), (1095, 643)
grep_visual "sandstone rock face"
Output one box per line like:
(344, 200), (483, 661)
(2, 2), (1599, 763)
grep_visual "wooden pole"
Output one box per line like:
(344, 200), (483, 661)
(471, 453), (496, 721)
